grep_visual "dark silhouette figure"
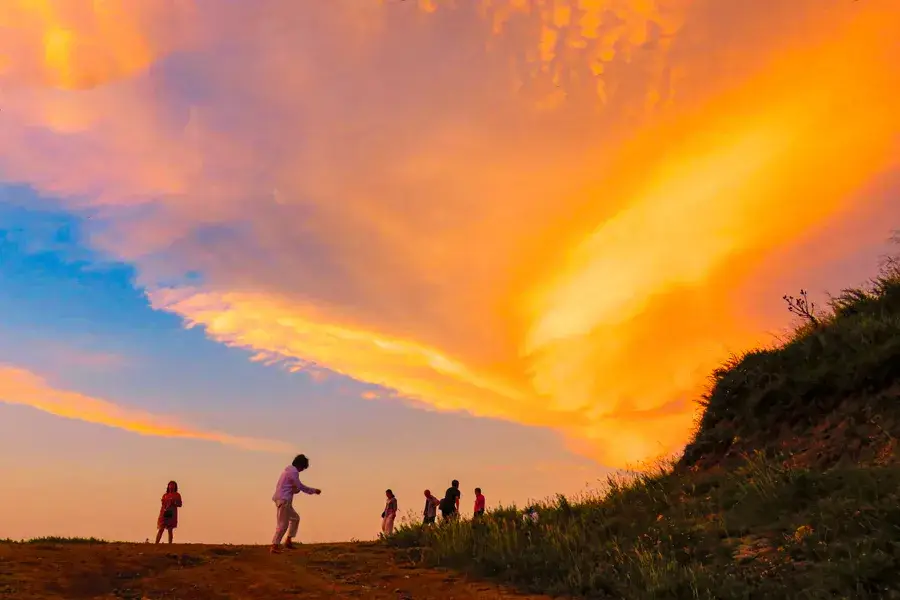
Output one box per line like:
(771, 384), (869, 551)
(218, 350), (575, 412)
(155, 481), (182, 544)
(440, 479), (461, 521)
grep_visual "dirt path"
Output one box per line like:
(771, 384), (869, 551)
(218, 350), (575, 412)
(0, 542), (553, 599)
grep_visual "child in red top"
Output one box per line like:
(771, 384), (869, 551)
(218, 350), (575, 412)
(155, 481), (183, 544)
(473, 487), (485, 519)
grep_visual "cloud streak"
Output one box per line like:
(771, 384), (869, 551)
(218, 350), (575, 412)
(0, 365), (291, 453)
(1, 0), (898, 466)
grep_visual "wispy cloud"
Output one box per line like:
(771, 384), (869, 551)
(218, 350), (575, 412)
(0, 0), (898, 466)
(0, 364), (291, 453)
(34, 341), (128, 371)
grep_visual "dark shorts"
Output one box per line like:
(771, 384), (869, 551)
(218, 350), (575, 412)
(423, 515), (436, 524)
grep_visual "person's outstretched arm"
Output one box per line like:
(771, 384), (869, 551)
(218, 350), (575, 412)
(289, 469), (320, 495)
(296, 481), (320, 495)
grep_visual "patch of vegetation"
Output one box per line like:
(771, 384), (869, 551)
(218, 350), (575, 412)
(683, 247), (900, 470)
(13, 536), (110, 544)
(389, 239), (900, 599)
(392, 456), (900, 598)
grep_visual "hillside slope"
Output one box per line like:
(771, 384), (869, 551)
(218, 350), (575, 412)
(390, 251), (900, 599)
(682, 265), (900, 472)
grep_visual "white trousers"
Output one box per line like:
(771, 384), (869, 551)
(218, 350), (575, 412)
(273, 498), (300, 545)
(381, 514), (395, 536)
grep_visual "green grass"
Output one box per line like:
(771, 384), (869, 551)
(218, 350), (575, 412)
(0, 536), (109, 544)
(392, 456), (900, 598)
(389, 243), (900, 598)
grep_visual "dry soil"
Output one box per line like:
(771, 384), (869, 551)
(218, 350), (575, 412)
(0, 541), (554, 599)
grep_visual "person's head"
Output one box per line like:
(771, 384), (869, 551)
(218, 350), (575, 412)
(423, 489), (431, 498)
(386, 489), (394, 499)
(475, 487), (482, 495)
(166, 481), (178, 493)
(291, 454), (309, 471)
(451, 479), (459, 488)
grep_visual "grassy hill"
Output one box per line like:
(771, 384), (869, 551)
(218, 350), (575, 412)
(389, 246), (900, 599)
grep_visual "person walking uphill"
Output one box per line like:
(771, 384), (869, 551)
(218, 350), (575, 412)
(381, 489), (398, 537)
(440, 479), (461, 522)
(271, 454), (322, 553)
(155, 481), (182, 544)
(423, 489), (440, 525)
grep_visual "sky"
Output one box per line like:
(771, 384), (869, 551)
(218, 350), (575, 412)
(0, 0), (898, 544)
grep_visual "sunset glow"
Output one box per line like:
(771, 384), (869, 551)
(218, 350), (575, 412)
(1, 0), (898, 542)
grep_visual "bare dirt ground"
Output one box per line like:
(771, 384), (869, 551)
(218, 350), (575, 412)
(0, 541), (554, 599)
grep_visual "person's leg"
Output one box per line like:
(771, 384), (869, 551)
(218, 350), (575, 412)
(272, 501), (289, 551)
(167, 528), (174, 544)
(155, 527), (164, 544)
(284, 502), (300, 548)
(385, 515), (395, 535)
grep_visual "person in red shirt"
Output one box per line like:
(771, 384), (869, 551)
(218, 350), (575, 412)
(473, 487), (485, 519)
(155, 481), (183, 544)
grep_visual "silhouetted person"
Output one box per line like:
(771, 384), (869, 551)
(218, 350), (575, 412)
(440, 479), (461, 522)
(381, 489), (398, 537)
(473, 487), (485, 519)
(422, 489), (440, 525)
(155, 481), (182, 544)
(271, 454), (321, 553)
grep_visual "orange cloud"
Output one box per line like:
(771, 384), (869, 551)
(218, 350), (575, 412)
(0, 365), (291, 453)
(0, 0), (898, 467)
(0, 0), (193, 90)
